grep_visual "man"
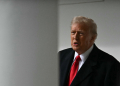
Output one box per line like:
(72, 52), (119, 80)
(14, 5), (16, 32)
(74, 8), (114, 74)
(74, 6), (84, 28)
(59, 16), (120, 86)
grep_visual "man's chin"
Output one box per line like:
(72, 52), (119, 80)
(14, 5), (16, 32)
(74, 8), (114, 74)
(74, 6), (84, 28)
(72, 47), (80, 52)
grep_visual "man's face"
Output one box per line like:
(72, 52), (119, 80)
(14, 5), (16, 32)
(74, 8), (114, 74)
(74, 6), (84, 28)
(71, 23), (95, 54)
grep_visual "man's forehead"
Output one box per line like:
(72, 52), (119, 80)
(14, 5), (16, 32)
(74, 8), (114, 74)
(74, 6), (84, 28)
(71, 25), (89, 31)
(71, 29), (84, 32)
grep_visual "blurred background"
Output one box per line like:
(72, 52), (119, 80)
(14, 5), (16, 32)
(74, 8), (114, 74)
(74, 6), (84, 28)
(0, 0), (58, 86)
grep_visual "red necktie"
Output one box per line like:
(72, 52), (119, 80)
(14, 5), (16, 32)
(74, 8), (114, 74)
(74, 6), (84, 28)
(68, 55), (81, 86)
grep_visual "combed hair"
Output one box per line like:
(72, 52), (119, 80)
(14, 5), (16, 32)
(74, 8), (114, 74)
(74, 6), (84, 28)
(71, 16), (97, 36)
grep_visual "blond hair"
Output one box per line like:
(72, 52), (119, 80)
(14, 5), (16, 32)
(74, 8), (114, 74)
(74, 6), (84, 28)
(71, 16), (97, 36)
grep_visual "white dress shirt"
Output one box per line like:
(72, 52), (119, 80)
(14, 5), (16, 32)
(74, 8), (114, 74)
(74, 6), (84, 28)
(73, 45), (93, 71)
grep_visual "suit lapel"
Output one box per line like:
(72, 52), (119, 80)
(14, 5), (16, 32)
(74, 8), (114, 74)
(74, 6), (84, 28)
(61, 49), (75, 86)
(70, 44), (99, 86)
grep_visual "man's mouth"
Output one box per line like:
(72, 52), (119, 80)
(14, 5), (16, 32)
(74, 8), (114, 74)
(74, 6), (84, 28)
(74, 42), (78, 45)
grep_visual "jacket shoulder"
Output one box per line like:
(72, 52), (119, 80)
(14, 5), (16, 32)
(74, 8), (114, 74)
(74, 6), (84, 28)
(93, 48), (120, 70)
(58, 48), (74, 60)
(98, 49), (119, 63)
(59, 48), (73, 54)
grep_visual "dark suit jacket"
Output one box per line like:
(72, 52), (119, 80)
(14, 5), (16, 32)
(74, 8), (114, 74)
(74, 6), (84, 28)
(59, 44), (120, 86)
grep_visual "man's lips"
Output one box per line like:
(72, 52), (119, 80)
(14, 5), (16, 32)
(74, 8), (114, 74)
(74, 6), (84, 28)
(73, 42), (79, 45)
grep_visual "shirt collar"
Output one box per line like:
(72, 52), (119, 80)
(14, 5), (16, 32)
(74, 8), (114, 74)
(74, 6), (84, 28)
(74, 45), (93, 63)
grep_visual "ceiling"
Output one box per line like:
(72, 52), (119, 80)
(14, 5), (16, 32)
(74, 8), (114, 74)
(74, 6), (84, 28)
(59, 0), (104, 5)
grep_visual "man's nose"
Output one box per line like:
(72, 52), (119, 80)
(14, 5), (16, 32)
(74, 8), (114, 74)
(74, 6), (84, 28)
(74, 33), (78, 39)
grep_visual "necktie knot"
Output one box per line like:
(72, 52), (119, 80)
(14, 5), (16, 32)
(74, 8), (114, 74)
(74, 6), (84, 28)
(75, 55), (81, 62)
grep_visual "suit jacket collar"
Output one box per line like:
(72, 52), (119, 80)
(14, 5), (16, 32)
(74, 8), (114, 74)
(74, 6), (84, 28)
(70, 44), (100, 86)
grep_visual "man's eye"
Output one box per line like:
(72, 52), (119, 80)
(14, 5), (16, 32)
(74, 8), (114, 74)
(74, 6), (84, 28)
(71, 32), (75, 34)
(79, 33), (84, 35)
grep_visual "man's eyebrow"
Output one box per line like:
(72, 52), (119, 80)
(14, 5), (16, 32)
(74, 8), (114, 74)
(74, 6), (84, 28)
(71, 30), (75, 31)
(77, 30), (84, 32)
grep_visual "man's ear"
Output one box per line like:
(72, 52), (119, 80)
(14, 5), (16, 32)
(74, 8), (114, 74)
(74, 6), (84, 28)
(91, 34), (97, 43)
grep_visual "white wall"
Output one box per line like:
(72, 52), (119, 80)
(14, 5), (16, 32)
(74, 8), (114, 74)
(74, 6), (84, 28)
(0, 1), (58, 86)
(58, 0), (120, 61)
